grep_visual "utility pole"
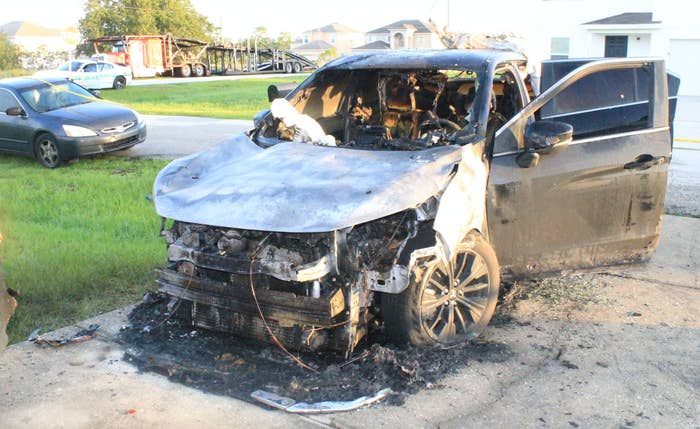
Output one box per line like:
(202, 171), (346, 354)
(447, 0), (451, 29)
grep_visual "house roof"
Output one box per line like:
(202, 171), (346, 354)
(306, 22), (360, 34)
(583, 12), (660, 25)
(367, 20), (436, 34)
(295, 40), (335, 50)
(353, 40), (391, 50)
(0, 21), (60, 37)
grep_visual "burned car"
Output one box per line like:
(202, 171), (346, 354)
(153, 50), (677, 355)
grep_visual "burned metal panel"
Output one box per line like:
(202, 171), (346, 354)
(433, 143), (488, 258)
(488, 129), (670, 277)
(157, 269), (343, 326)
(153, 134), (462, 233)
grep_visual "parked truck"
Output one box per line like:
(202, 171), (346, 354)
(89, 34), (316, 78)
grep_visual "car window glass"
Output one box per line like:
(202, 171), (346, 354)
(100, 63), (113, 71)
(83, 63), (98, 73)
(0, 90), (20, 112)
(19, 81), (95, 113)
(538, 67), (651, 139)
(58, 61), (83, 72)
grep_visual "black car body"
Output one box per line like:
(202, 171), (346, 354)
(153, 50), (678, 354)
(0, 77), (146, 167)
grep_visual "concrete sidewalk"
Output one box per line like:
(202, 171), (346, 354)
(1, 214), (698, 428)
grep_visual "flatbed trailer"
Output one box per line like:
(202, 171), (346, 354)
(89, 35), (316, 78)
(206, 45), (316, 75)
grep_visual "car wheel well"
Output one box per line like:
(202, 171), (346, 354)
(31, 130), (54, 156)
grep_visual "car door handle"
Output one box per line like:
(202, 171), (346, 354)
(624, 154), (666, 170)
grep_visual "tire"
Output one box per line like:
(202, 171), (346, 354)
(177, 65), (192, 78)
(382, 231), (500, 346)
(293, 62), (302, 73)
(284, 62), (293, 73)
(193, 63), (205, 77)
(34, 133), (62, 168)
(113, 76), (127, 89)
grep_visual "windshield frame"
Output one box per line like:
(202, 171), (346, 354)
(255, 67), (483, 151)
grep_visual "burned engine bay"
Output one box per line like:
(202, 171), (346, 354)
(159, 206), (437, 355)
(255, 68), (482, 150)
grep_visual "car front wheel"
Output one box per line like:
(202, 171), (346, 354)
(35, 133), (62, 168)
(113, 76), (127, 89)
(382, 231), (500, 346)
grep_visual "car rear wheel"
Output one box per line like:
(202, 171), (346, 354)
(193, 63), (205, 77)
(113, 76), (127, 89)
(382, 231), (500, 346)
(34, 133), (62, 169)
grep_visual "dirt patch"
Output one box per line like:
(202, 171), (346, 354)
(516, 274), (616, 315)
(118, 292), (514, 406)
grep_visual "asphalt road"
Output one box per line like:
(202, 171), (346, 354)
(668, 96), (700, 216)
(116, 115), (252, 159)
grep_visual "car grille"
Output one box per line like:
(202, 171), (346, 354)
(101, 121), (135, 134)
(109, 134), (140, 148)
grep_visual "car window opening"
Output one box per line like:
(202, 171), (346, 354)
(256, 68), (483, 151)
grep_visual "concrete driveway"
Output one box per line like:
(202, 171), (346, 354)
(0, 214), (698, 428)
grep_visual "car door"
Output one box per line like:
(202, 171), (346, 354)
(98, 62), (115, 88)
(486, 59), (671, 277)
(75, 62), (99, 89)
(0, 89), (33, 154)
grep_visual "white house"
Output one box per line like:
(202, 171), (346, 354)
(0, 21), (79, 53)
(527, 0), (700, 95)
(363, 20), (443, 50)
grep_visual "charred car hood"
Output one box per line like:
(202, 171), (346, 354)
(153, 135), (464, 232)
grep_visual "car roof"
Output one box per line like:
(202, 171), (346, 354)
(322, 49), (527, 71)
(0, 76), (71, 90)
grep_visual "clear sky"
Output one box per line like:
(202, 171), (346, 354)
(4, 0), (544, 39)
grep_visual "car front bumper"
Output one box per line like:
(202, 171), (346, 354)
(58, 121), (147, 158)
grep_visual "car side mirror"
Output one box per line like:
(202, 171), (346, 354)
(5, 107), (26, 117)
(267, 83), (297, 102)
(89, 89), (102, 98)
(253, 109), (271, 128)
(525, 120), (573, 154)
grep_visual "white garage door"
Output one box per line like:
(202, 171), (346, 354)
(668, 39), (700, 96)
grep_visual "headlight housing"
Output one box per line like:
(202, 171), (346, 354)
(134, 111), (144, 124)
(62, 124), (97, 137)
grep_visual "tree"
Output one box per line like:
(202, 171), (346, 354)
(0, 32), (21, 70)
(79, 0), (214, 42)
(244, 27), (292, 50)
(317, 48), (338, 66)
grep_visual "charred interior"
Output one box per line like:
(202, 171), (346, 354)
(254, 67), (522, 150)
(157, 210), (433, 354)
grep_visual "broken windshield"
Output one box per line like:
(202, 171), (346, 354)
(256, 68), (480, 150)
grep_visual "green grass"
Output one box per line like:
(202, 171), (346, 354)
(0, 155), (169, 344)
(102, 77), (300, 119)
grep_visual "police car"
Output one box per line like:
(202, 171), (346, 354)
(34, 60), (132, 90)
